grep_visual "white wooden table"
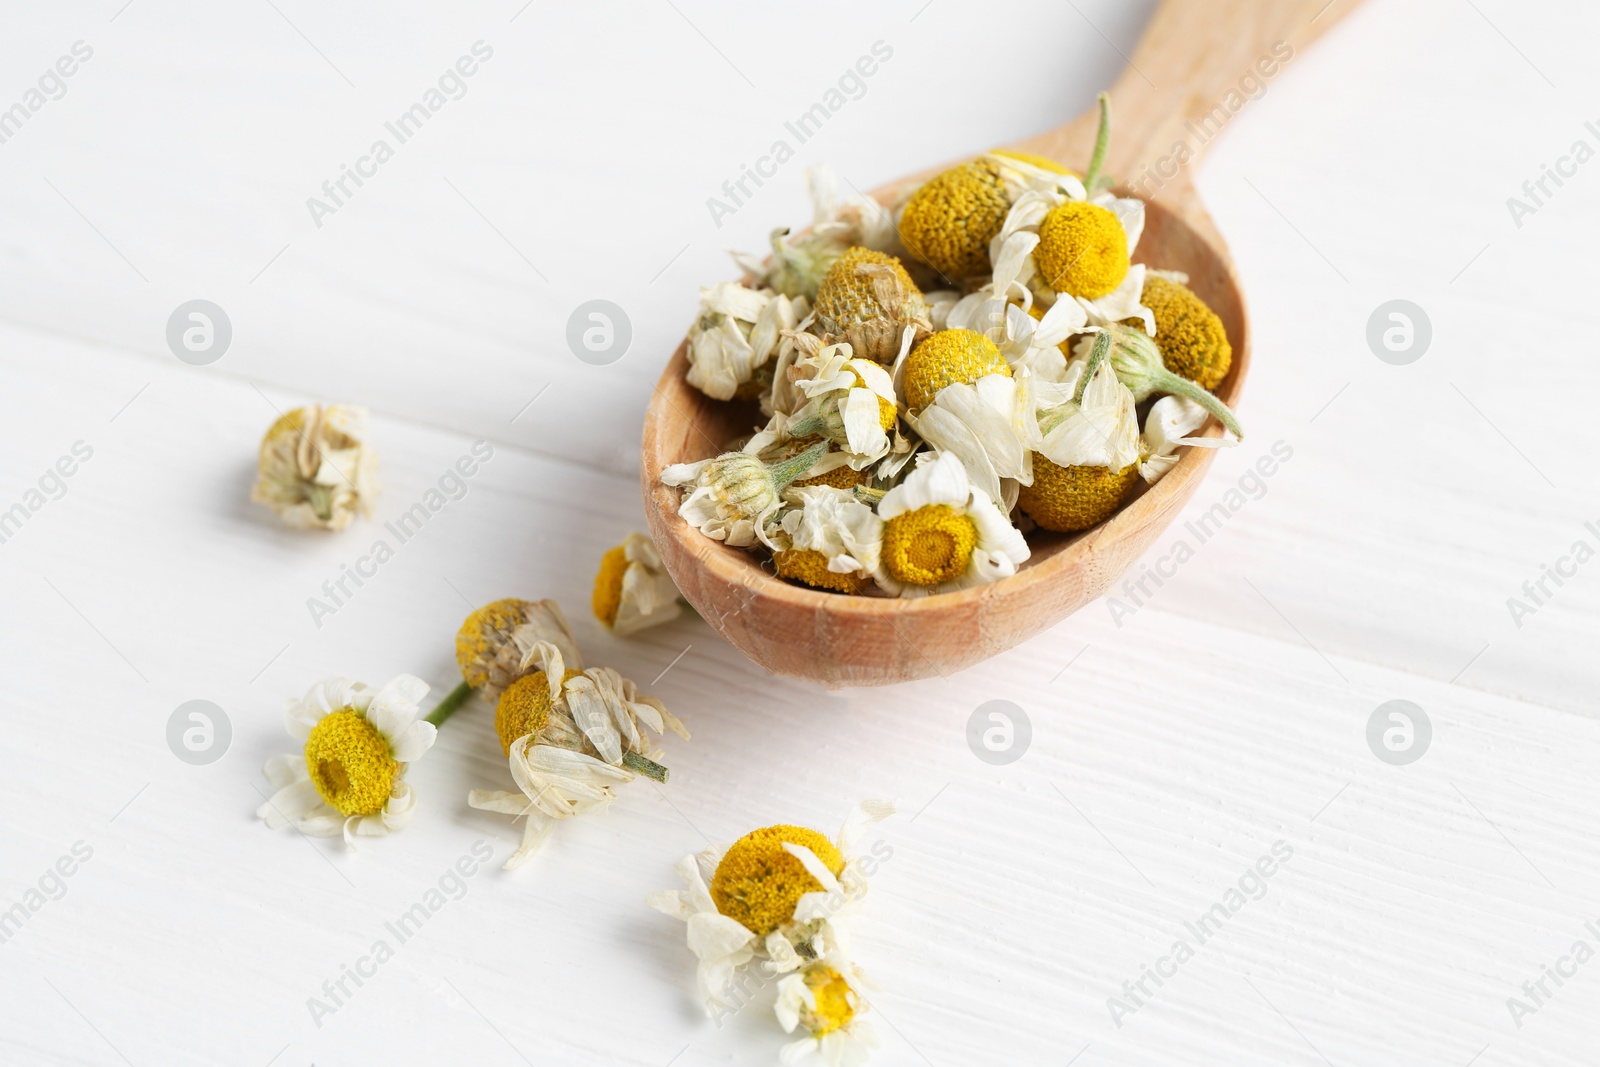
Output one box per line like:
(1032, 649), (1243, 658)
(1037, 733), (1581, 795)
(3, 1), (1597, 1064)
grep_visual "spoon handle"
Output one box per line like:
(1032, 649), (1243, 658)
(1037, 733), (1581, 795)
(1012, 0), (1364, 188)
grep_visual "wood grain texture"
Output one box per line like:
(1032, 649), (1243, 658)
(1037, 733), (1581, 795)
(642, 0), (1361, 686)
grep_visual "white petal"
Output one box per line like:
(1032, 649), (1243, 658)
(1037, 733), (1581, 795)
(836, 799), (896, 853)
(365, 674), (429, 741)
(388, 720), (437, 763)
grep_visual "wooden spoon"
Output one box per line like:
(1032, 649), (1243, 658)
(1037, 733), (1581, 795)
(642, 0), (1361, 687)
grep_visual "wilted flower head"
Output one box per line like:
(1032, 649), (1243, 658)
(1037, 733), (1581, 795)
(662, 440), (828, 549)
(592, 532), (682, 636)
(454, 598), (582, 694)
(250, 404), (377, 531)
(686, 283), (809, 402)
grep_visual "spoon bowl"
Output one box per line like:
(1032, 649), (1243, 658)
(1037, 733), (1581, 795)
(641, 0), (1358, 687)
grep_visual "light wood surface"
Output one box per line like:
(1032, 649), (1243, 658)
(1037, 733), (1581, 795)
(643, 0), (1358, 687)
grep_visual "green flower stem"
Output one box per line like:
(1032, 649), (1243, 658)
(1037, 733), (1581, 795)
(1141, 368), (1245, 440)
(768, 440), (830, 491)
(423, 679), (474, 728)
(623, 750), (670, 783)
(1074, 331), (1113, 405)
(1083, 92), (1113, 194)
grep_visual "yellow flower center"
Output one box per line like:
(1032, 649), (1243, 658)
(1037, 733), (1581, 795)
(813, 247), (922, 332)
(902, 329), (1010, 413)
(803, 966), (857, 1036)
(455, 599), (528, 688)
(883, 504), (978, 587)
(592, 545), (629, 627)
(710, 825), (845, 936)
(1129, 275), (1232, 391)
(1017, 456), (1139, 532)
(774, 548), (868, 595)
(793, 464), (867, 491)
(1035, 201), (1129, 299)
(898, 158), (1010, 280)
(303, 710), (397, 817)
(494, 669), (580, 755)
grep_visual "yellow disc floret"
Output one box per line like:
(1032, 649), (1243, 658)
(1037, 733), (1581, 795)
(1035, 201), (1129, 299)
(455, 599), (526, 688)
(1132, 275), (1232, 391)
(902, 329), (1010, 413)
(303, 710), (397, 817)
(710, 825), (845, 936)
(882, 504), (978, 587)
(802, 966), (857, 1036)
(494, 669), (579, 755)
(989, 148), (1075, 176)
(813, 247), (922, 332)
(1017, 456), (1138, 532)
(792, 465), (868, 491)
(898, 159), (1010, 279)
(592, 545), (629, 627)
(774, 548), (868, 594)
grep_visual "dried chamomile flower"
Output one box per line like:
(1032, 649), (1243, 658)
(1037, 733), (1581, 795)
(647, 801), (894, 1013)
(943, 229), (1089, 382)
(1075, 324), (1243, 439)
(788, 343), (899, 469)
(874, 451), (1029, 597)
(734, 166), (897, 300)
(775, 959), (879, 1066)
(898, 322), (1036, 503)
(1034, 334), (1141, 473)
(256, 675), (439, 848)
(990, 95), (1155, 332)
(455, 597), (583, 696)
(686, 282), (809, 402)
(1137, 394), (1230, 484)
(661, 440), (829, 549)
(898, 328), (1012, 415)
(812, 247), (932, 364)
(1127, 273), (1232, 391)
(896, 157), (1011, 280)
(593, 532), (683, 636)
(250, 403), (377, 531)
(773, 485), (883, 594)
(468, 623), (687, 869)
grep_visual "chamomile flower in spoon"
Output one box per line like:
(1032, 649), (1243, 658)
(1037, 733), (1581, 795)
(873, 451), (1029, 597)
(662, 440), (829, 549)
(772, 485), (883, 594)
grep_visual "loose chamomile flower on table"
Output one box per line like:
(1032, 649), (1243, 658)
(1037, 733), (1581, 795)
(250, 403), (377, 531)
(874, 451), (1029, 597)
(467, 611), (687, 868)
(773, 485), (883, 594)
(256, 674), (445, 848)
(455, 597), (584, 697)
(647, 801), (894, 1014)
(685, 282), (809, 402)
(661, 440), (829, 549)
(775, 959), (879, 1067)
(592, 532), (683, 636)
(810, 246), (932, 364)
